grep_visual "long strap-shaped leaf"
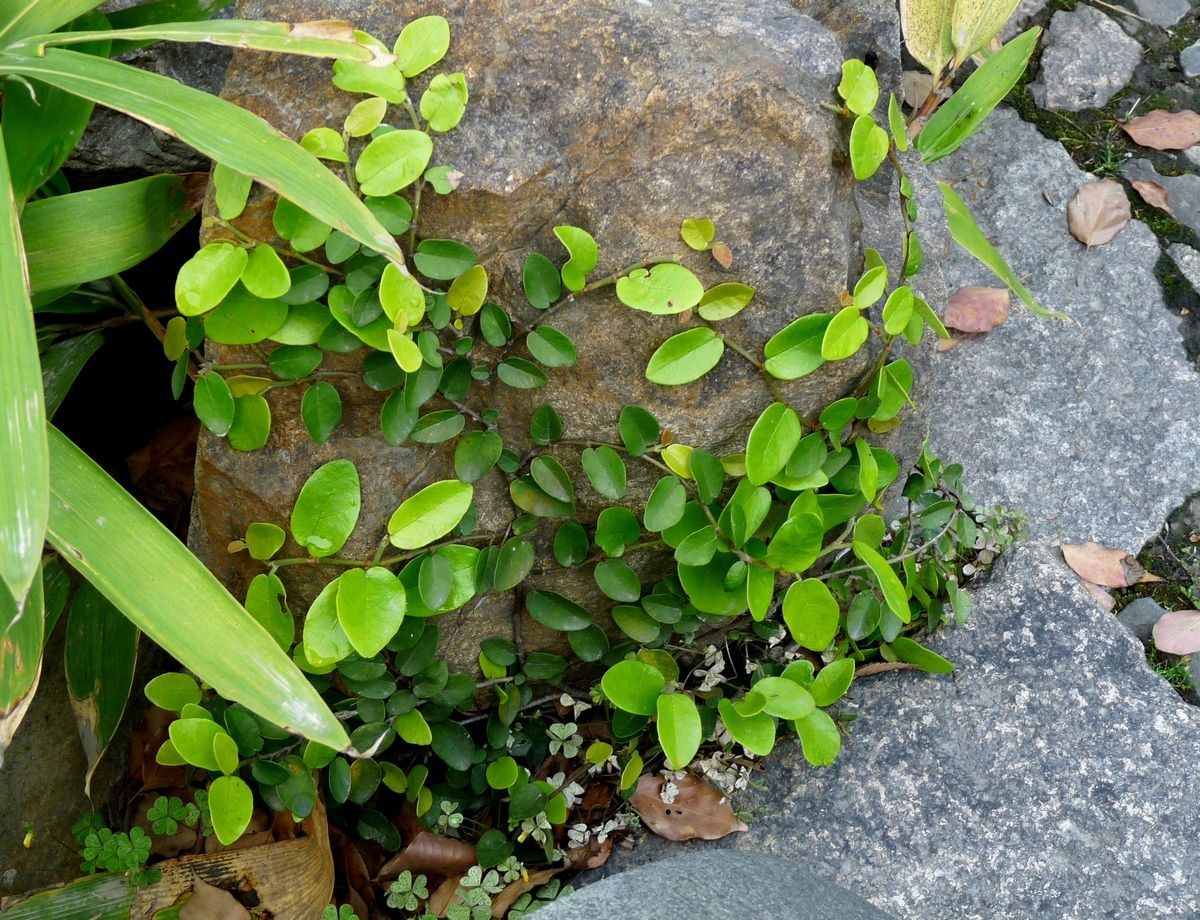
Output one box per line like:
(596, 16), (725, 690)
(0, 48), (405, 263)
(0, 0), (103, 46)
(46, 425), (350, 751)
(0, 130), (48, 603)
(14, 19), (381, 62)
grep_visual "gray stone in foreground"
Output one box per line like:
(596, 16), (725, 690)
(600, 108), (1200, 918)
(1183, 39), (1200, 79)
(1169, 243), (1200, 293)
(537, 852), (894, 920)
(1123, 159), (1200, 237)
(1117, 597), (1168, 643)
(1029, 6), (1142, 111)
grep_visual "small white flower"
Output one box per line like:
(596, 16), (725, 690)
(659, 780), (679, 804)
(587, 753), (619, 775)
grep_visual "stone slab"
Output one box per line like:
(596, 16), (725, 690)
(1029, 6), (1142, 111)
(1169, 243), (1200, 293)
(597, 108), (1200, 918)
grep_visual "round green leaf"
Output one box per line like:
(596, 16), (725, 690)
(430, 720), (475, 771)
(301, 381), (342, 444)
(454, 430), (503, 483)
(753, 676), (816, 719)
(168, 717), (225, 771)
(267, 344), (322, 381)
(337, 567), (407, 658)
(526, 590), (592, 632)
(745, 402), (802, 486)
(616, 263), (704, 315)
(595, 559), (640, 602)
(838, 59), (879, 116)
(795, 708), (841, 766)
(486, 756), (520, 790)
(241, 244), (291, 299)
(246, 522), (286, 561)
(697, 282), (754, 321)
(272, 198), (331, 253)
(413, 239), (477, 280)
(494, 538), (535, 591)
(523, 252), (561, 308)
(244, 573), (293, 649)
(530, 404), (563, 445)
(175, 242), (247, 316)
(345, 95), (388, 136)
(656, 693), (702, 770)
(145, 672), (201, 712)
(355, 129), (434, 196)
(290, 459), (361, 558)
(553, 520), (589, 566)
(203, 286), (288, 345)
(393, 708), (433, 745)
(394, 15), (451, 76)
(820, 305), (870, 361)
(420, 71), (468, 132)
(497, 357), (547, 389)
(613, 604), (661, 644)
(765, 512), (823, 574)
(853, 541), (911, 623)
(213, 731), (240, 775)
(447, 263), (488, 317)
(678, 552), (749, 617)
(379, 263), (425, 325)
(602, 660), (666, 716)
(680, 217), (715, 251)
(303, 579), (351, 666)
(888, 636), (954, 673)
(530, 456), (574, 504)
(209, 774), (254, 846)
(388, 480), (474, 549)
(782, 578), (840, 651)
(193, 372), (235, 437)
(718, 698), (776, 756)
(594, 506), (640, 557)
(581, 446), (627, 499)
(645, 327), (724, 385)
(227, 394), (271, 451)
(364, 195), (414, 235)
(850, 113), (889, 181)
(810, 657), (855, 706)
(553, 225), (597, 292)
(411, 409), (466, 444)
(526, 326), (576, 367)
(618, 404), (660, 456)
(388, 330), (424, 373)
(764, 313), (832, 380)
(644, 476), (686, 532)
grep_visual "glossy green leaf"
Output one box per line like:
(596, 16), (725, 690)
(355, 129), (433, 196)
(209, 774), (254, 846)
(193, 372), (235, 437)
(938, 180), (1062, 319)
(810, 657), (855, 706)
(169, 717), (225, 771)
(486, 755), (520, 790)
(697, 282), (754, 321)
(763, 313), (831, 380)
(553, 520), (589, 566)
(1, 49), (403, 261)
(301, 381), (342, 444)
(616, 263), (704, 315)
(241, 244), (291, 299)
(245, 522), (286, 561)
(523, 252), (561, 308)
(272, 197), (331, 253)
(175, 241), (246, 316)
(782, 578), (840, 651)
(494, 538), (535, 591)
(299, 126), (347, 163)
(853, 541), (911, 623)
(454, 430), (503, 483)
(849, 114), (889, 181)
(717, 698), (775, 756)
(244, 573), (293, 649)
(510, 477), (573, 518)
(393, 708), (432, 745)
(337, 566), (406, 658)
(290, 459), (361, 558)
(794, 709), (841, 766)
(302, 579), (351, 666)
(581, 446), (627, 500)
(526, 590), (592, 632)
(618, 404), (659, 456)
(853, 265), (888, 308)
(613, 604), (661, 644)
(677, 553), (749, 617)
(765, 512), (823, 574)
(838, 59), (879, 116)
(753, 676), (815, 720)
(821, 306), (869, 361)
(656, 693), (702, 770)
(498, 356), (548, 389)
(595, 559), (640, 603)
(227, 394), (271, 451)
(554, 225), (597, 292)
(420, 71), (468, 132)
(388, 480), (474, 549)
(414, 239), (477, 280)
(212, 163), (252, 220)
(203, 286), (288, 345)
(680, 217), (715, 251)
(889, 635), (954, 672)
(527, 325), (577, 367)
(530, 456), (574, 504)
(602, 660), (666, 716)
(644, 476), (686, 532)
(345, 95), (387, 136)
(594, 507), (640, 557)
(745, 402), (801, 486)
(394, 14), (451, 76)
(645, 327), (724, 386)
(888, 93), (909, 153)
(144, 672), (201, 713)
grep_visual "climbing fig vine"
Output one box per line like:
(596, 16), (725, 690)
(150, 12), (1031, 913)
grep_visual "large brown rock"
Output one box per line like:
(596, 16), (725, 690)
(191, 0), (901, 670)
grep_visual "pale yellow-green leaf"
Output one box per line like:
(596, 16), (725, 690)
(899, 0), (954, 77)
(950, 0), (1022, 64)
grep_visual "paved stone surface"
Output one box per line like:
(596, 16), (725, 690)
(1117, 596), (1169, 643)
(1131, 0), (1191, 27)
(1183, 39), (1200, 78)
(538, 851), (895, 920)
(1169, 243), (1200, 293)
(599, 108), (1200, 918)
(1029, 6), (1143, 111)
(1124, 159), (1200, 236)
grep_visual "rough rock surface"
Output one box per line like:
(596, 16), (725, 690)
(598, 108), (1200, 918)
(1131, 0), (1192, 28)
(191, 0), (892, 665)
(1124, 159), (1200, 236)
(1169, 242), (1200, 293)
(1029, 6), (1142, 111)
(1116, 596), (1168, 643)
(1183, 39), (1200, 79)
(538, 852), (895, 920)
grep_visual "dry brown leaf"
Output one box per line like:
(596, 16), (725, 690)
(1061, 541), (1144, 588)
(902, 70), (934, 108)
(376, 829), (477, 882)
(178, 879), (251, 920)
(711, 242), (733, 269)
(490, 868), (562, 918)
(1066, 179), (1131, 248)
(629, 772), (748, 841)
(1130, 179), (1173, 215)
(1152, 609), (1200, 655)
(426, 876), (464, 918)
(1122, 109), (1200, 151)
(935, 336), (962, 352)
(567, 834), (614, 871)
(944, 286), (1010, 333)
(1079, 579), (1115, 612)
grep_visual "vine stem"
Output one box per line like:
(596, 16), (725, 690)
(269, 532), (496, 572)
(529, 257), (677, 329)
(817, 505), (962, 581)
(215, 220), (345, 277)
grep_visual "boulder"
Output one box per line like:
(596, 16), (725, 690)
(1028, 6), (1142, 112)
(190, 0), (916, 667)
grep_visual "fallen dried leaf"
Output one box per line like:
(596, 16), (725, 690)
(711, 242), (733, 269)
(1061, 541), (1144, 588)
(1151, 609), (1200, 655)
(1122, 109), (1200, 151)
(179, 879), (250, 920)
(935, 336), (961, 352)
(1130, 179), (1173, 215)
(629, 772), (748, 842)
(1066, 179), (1131, 248)
(426, 876), (464, 917)
(902, 70), (934, 109)
(376, 829), (477, 882)
(944, 286), (1009, 333)
(1079, 578), (1115, 612)
(490, 868), (562, 918)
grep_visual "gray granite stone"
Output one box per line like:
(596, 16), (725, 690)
(1169, 243), (1200, 293)
(1131, 0), (1191, 27)
(1029, 6), (1143, 111)
(1124, 159), (1200, 236)
(1183, 39), (1200, 79)
(1117, 597), (1169, 642)
(598, 108), (1200, 918)
(537, 852), (895, 920)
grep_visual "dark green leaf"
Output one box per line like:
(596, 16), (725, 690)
(301, 381), (342, 444)
(413, 239), (477, 280)
(526, 590), (592, 632)
(523, 252), (561, 308)
(601, 660), (665, 715)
